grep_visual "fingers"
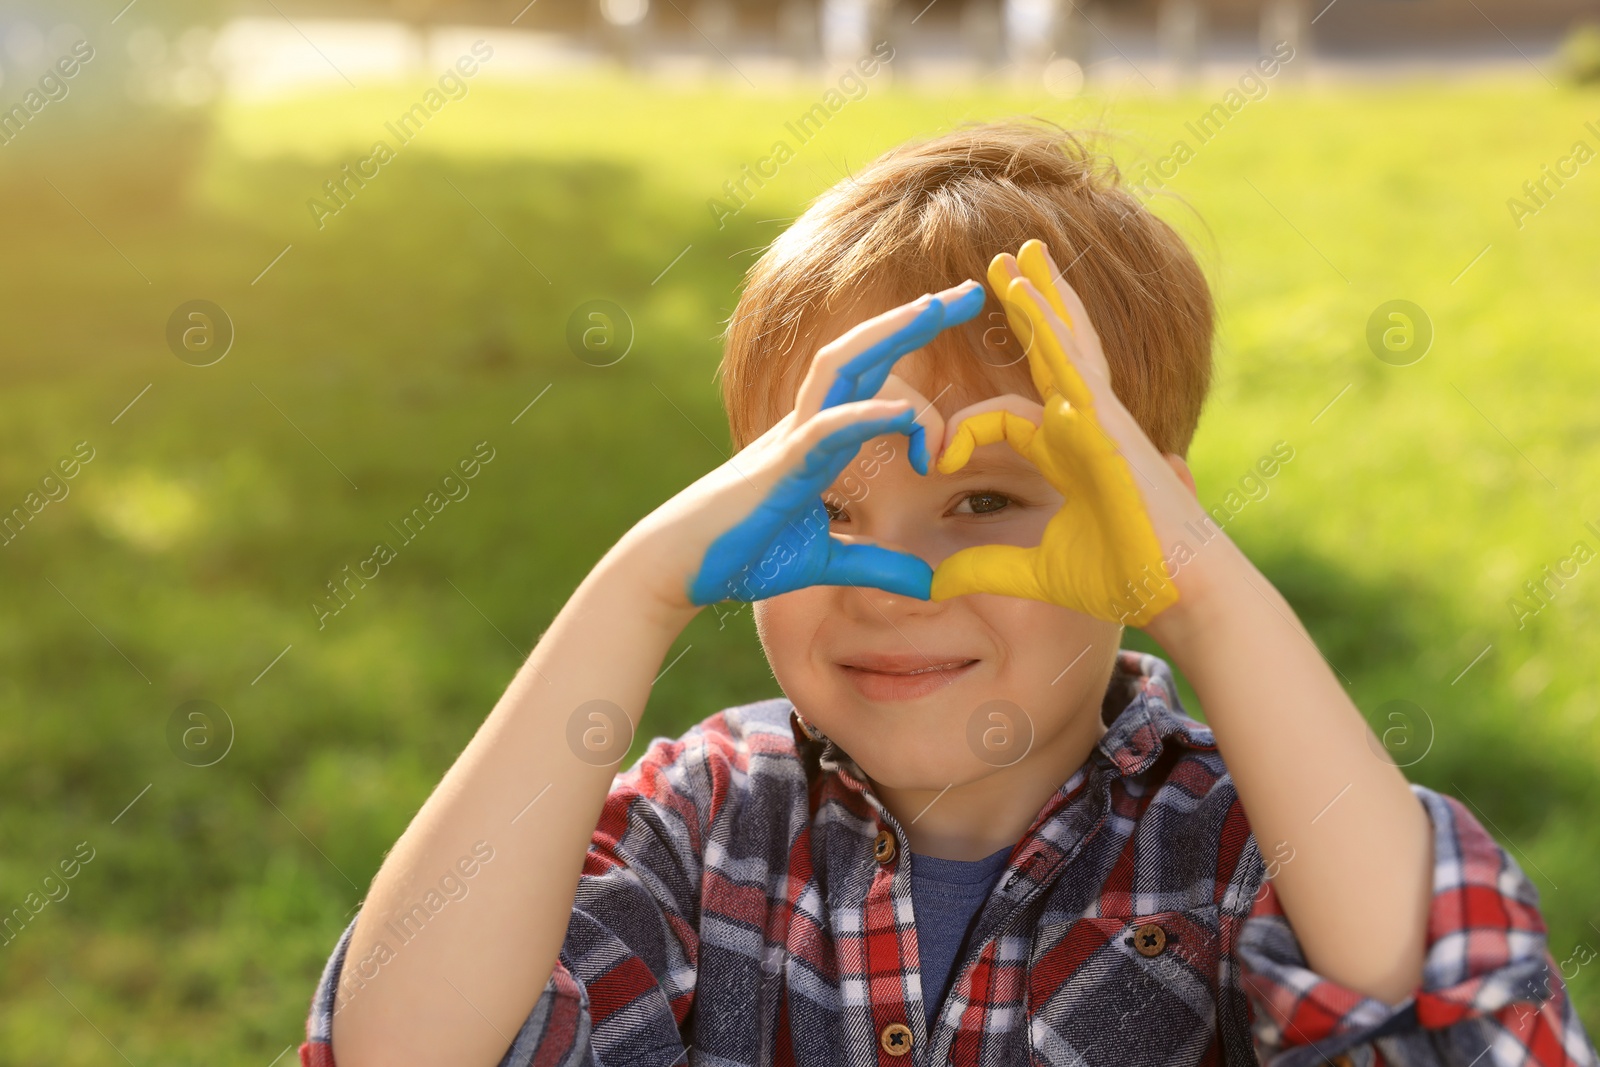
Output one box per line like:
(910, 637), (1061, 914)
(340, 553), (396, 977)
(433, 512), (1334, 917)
(818, 540), (933, 600)
(935, 394), (1044, 473)
(818, 281), (985, 412)
(987, 253), (1055, 406)
(936, 405), (1043, 476)
(779, 398), (918, 500)
(821, 295), (946, 415)
(688, 399), (922, 608)
(872, 372), (945, 476)
(792, 279), (985, 423)
(1016, 239), (1111, 383)
(929, 543), (1046, 603)
(796, 403), (915, 472)
(1016, 240), (1075, 334)
(985, 252), (1049, 406)
(1002, 276), (1099, 415)
(988, 240), (1112, 412)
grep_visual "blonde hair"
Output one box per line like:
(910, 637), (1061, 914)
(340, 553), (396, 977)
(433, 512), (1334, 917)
(716, 117), (1215, 458)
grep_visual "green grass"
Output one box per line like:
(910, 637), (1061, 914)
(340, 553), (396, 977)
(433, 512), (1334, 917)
(1, 68), (1597, 1062)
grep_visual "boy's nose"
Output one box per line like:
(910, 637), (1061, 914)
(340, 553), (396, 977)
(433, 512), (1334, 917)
(841, 577), (940, 619)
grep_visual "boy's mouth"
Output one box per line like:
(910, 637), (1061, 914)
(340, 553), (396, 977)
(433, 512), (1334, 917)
(836, 655), (980, 702)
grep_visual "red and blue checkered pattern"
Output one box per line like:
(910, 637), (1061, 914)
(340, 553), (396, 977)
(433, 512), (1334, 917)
(300, 650), (1596, 1066)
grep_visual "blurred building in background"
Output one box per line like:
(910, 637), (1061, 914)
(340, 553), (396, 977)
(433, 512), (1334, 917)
(259, 0), (1597, 81)
(0, 0), (1595, 115)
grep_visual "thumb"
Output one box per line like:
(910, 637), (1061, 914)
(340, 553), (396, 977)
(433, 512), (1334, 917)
(820, 541), (933, 600)
(930, 543), (1046, 603)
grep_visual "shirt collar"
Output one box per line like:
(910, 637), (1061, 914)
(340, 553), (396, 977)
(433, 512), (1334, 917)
(1092, 649), (1216, 777)
(791, 648), (1215, 794)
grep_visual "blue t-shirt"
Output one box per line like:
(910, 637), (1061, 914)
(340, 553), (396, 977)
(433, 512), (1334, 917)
(909, 843), (1015, 1028)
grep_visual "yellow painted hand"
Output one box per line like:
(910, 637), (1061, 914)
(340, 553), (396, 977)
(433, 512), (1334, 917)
(930, 239), (1178, 627)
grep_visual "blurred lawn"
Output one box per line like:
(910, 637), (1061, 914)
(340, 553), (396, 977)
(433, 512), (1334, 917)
(0, 67), (1596, 1063)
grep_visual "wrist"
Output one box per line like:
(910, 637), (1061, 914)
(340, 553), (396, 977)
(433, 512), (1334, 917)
(1141, 531), (1253, 653)
(600, 524), (708, 638)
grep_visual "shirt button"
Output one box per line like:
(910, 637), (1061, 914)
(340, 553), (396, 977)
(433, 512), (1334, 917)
(1132, 921), (1167, 957)
(873, 828), (896, 864)
(879, 1021), (913, 1056)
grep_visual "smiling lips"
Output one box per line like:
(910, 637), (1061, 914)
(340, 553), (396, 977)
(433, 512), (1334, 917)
(837, 654), (980, 701)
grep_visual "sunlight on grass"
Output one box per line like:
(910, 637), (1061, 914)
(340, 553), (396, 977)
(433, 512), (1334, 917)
(2, 69), (1597, 1061)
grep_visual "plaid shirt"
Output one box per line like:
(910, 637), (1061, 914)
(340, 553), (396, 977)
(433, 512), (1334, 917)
(300, 650), (1596, 1067)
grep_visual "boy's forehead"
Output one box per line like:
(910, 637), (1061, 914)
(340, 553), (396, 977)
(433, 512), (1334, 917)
(893, 349), (1012, 412)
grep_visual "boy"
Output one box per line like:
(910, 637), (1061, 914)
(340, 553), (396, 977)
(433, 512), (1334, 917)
(300, 119), (1595, 1066)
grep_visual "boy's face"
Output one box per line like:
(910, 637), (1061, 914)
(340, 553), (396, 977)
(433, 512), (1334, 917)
(752, 356), (1124, 794)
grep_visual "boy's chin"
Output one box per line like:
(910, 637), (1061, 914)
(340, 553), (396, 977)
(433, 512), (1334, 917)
(857, 747), (1017, 795)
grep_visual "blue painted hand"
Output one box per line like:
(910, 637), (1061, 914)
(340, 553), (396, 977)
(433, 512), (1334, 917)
(685, 281), (987, 607)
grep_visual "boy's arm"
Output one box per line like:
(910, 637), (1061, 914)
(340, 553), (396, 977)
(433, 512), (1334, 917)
(1146, 538), (1434, 1004)
(939, 242), (1432, 1000)
(935, 240), (1593, 1060)
(329, 538), (702, 1067)
(1159, 543), (1596, 1063)
(321, 282), (982, 1067)
(1152, 511), (1600, 1067)
(1223, 779), (1597, 1066)
(306, 697), (726, 1067)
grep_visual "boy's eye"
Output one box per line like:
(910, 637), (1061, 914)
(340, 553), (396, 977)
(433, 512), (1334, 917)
(953, 491), (1012, 516)
(825, 490), (1021, 523)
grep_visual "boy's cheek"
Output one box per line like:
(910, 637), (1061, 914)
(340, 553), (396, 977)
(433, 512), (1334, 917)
(755, 586), (827, 629)
(751, 591), (810, 656)
(966, 592), (1120, 680)
(966, 588), (1069, 636)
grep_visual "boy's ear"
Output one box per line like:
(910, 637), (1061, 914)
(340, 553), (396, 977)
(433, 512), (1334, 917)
(1163, 453), (1198, 498)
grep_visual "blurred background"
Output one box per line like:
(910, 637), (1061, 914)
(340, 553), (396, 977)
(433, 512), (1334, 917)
(1, 0), (1597, 1061)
